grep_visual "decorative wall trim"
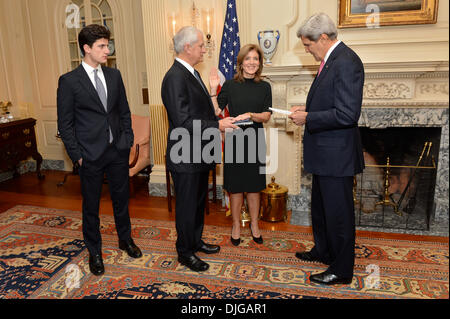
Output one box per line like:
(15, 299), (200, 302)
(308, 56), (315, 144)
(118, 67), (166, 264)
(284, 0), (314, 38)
(363, 82), (413, 99)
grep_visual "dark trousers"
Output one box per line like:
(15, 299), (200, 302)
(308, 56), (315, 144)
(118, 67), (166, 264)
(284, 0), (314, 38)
(170, 170), (209, 258)
(310, 175), (355, 278)
(79, 144), (132, 256)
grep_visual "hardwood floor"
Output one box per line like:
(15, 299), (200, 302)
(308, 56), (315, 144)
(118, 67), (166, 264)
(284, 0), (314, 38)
(0, 170), (298, 232)
(0, 170), (446, 243)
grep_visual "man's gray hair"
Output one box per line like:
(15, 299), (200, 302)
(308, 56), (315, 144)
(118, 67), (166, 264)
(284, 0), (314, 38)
(173, 26), (201, 54)
(296, 13), (338, 41)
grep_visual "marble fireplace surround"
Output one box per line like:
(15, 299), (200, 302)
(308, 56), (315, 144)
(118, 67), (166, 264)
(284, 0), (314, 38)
(262, 61), (449, 235)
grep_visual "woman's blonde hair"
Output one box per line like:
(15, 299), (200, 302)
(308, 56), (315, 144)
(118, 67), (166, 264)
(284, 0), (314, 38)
(234, 44), (264, 83)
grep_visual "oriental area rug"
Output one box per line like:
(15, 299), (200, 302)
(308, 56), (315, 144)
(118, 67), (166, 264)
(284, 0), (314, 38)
(0, 205), (448, 299)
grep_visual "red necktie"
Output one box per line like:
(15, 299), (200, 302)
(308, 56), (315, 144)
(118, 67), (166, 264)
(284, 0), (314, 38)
(318, 60), (325, 76)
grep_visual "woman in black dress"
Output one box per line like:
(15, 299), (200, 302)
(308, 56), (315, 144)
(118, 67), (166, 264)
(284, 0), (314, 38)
(209, 44), (272, 246)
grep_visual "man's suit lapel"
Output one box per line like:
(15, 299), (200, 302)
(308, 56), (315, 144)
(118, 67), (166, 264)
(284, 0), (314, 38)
(196, 74), (215, 111)
(76, 65), (107, 114)
(174, 61), (214, 112)
(174, 61), (210, 99)
(307, 42), (346, 109)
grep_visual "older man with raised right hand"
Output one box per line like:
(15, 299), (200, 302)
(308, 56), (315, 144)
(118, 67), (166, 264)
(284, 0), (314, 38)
(161, 26), (237, 272)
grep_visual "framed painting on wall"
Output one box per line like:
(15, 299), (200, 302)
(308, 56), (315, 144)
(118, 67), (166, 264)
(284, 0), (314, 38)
(338, 0), (439, 28)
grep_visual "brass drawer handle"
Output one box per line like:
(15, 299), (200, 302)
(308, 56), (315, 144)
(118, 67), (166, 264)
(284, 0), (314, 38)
(2, 132), (9, 139)
(23, 128), (30, 135)
(25, 141), (32, 148)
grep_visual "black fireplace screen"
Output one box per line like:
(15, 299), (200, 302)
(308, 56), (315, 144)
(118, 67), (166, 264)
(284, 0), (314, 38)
(355, 127), (441, 231)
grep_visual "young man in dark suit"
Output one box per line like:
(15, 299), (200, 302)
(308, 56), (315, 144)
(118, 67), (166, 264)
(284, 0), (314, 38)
(161, 26), (237, 272)
(57, 24), (142, 276)
(289, 13), (365, 285)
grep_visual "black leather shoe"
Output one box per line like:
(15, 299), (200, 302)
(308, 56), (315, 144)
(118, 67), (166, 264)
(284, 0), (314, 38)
(196, 242), (220, 254)
(178, 254), (209, 272)
(119, 238), (143, 258)
(310, 271), (352, 285)
(295, 251), (329, 264)
(89, 254), (105, 276)
(230, 237), (241, 246)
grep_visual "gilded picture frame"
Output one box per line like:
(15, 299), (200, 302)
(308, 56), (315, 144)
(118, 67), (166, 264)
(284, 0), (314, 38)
(338, 0), (439, 28)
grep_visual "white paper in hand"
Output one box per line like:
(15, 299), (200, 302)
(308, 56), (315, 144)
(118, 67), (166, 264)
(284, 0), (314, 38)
(269, 107), (292, 115)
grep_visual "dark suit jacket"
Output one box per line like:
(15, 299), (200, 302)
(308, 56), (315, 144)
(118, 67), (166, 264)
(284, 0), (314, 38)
(161, 60), (219, 173)
(303, 42), (365, 177)
(57, 65), (133, 163)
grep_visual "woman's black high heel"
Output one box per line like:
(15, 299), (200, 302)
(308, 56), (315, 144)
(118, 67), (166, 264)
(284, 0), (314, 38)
(230, 237), (241, 246)
(250, 228), (263, 244)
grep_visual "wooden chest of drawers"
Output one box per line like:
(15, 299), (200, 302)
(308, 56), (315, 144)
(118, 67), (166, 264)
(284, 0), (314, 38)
(0, 118), (44, 179)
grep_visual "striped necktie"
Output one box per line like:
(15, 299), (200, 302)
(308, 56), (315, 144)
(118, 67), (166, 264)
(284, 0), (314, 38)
(194, 70), (208, 94)
(94, 69), (107, 111)
(94, 69), (113, 143)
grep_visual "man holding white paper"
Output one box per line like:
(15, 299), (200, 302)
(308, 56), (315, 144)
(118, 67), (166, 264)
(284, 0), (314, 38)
(161, 26), (238, 273)
(289, 13), (365, 285)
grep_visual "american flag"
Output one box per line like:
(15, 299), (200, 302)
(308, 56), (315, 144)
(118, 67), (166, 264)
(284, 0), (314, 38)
(216, 0), (240, 118)
(217, 0), (240, 214)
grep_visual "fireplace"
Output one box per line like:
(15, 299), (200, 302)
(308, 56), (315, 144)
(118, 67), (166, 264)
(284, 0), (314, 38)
(350, 107), (448, 234)
(355, 127), (441, 230)
(286, 106), (448, 235)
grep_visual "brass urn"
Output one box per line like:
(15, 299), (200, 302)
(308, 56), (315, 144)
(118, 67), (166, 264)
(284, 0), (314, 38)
(260, 177), (288, 222)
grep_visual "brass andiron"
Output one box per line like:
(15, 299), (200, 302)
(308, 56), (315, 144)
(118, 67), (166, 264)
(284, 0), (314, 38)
(354, 141), (436, 216)
(374, 157), (400, 215)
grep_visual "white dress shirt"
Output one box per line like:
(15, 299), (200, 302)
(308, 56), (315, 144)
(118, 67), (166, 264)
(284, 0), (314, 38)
(175, 57), (195, 76)
(323, 40), (342, 64)
(82, 60), (108, 97)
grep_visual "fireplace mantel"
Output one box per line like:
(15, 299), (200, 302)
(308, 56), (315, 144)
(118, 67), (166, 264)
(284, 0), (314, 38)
(263, 61), (449, 77)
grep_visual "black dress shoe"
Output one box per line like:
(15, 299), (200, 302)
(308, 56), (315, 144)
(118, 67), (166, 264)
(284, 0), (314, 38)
(196, 242), (220, 254)
(89, 254), (105, 276)
(178, 254), (209, 272)
(119, 239), (143, 258)
(295, 251), (329, 264)
(310, 271), (352, 285)
(230, 237), (241, 246)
